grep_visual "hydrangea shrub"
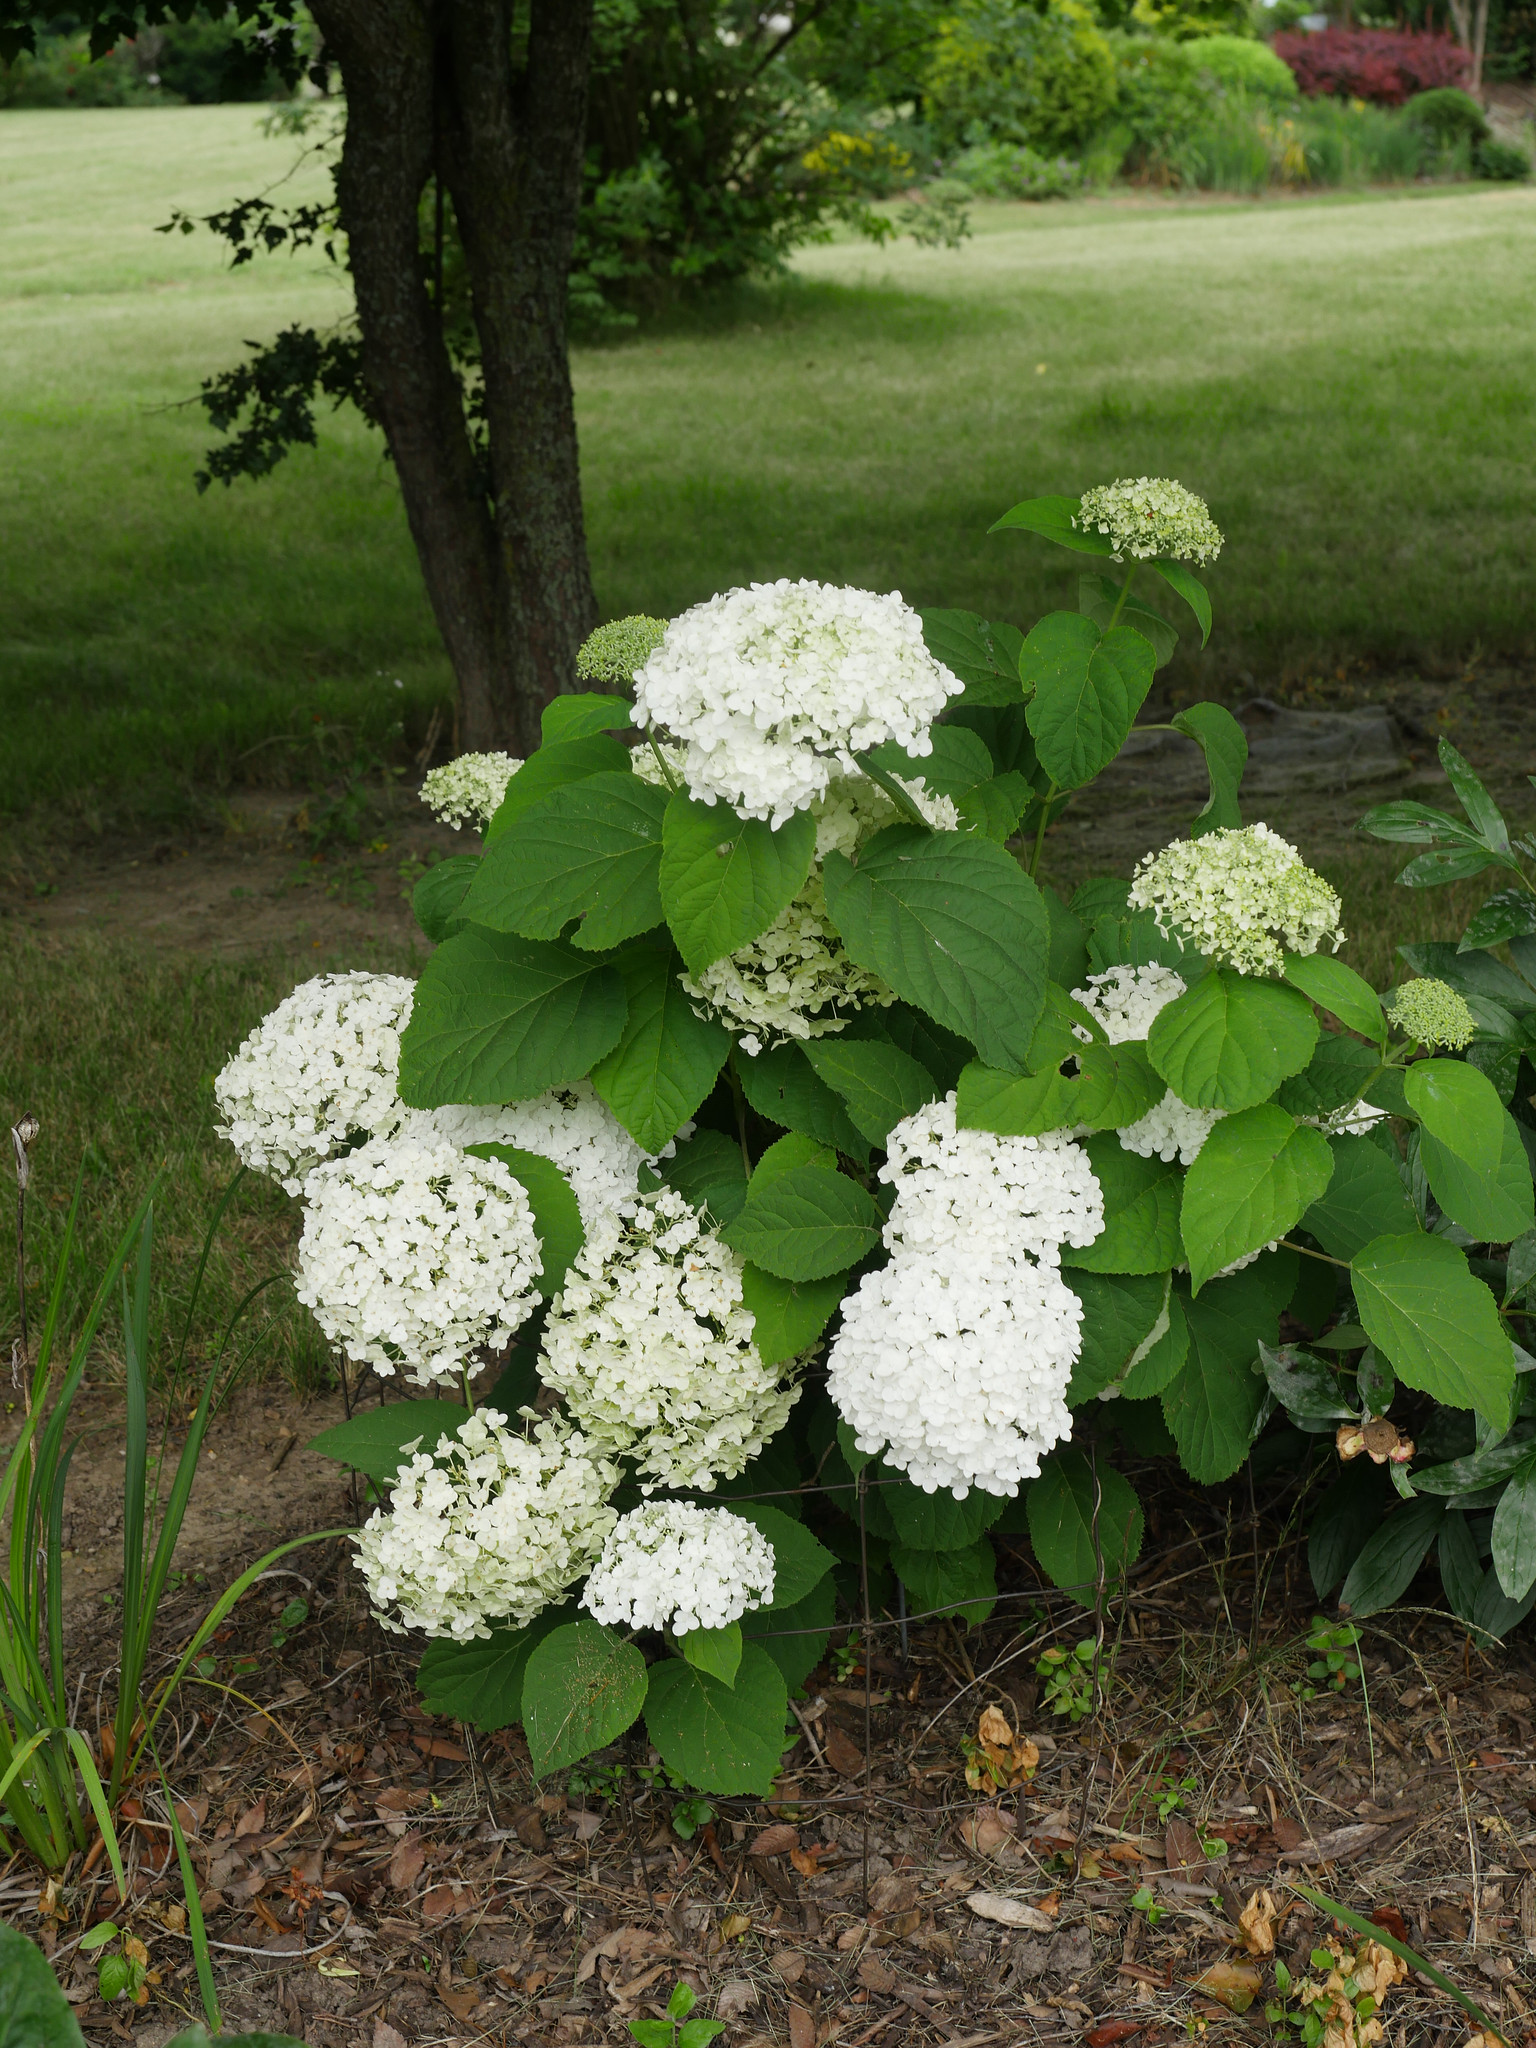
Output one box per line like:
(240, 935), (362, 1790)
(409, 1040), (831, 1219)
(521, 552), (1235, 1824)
(218, 477), (1536, 1795)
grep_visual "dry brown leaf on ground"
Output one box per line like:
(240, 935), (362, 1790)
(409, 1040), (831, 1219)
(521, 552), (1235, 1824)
(1190, 1960), (1263, 2012)
(965, 1892), (1055, 1931)
(715, 1980), (758, 2018)
(858, 1953), (899, 1994)
(753, 1823), (798, 1856)
(1237, 1888), (1279, 1956)
(787, 2003), (816, 2048)
(1164, 1816), (1207, 1875)
(823, 1720), (866, 1777)
(387, 1834), (425, 1892)
(959, 1804), (1017, 1857)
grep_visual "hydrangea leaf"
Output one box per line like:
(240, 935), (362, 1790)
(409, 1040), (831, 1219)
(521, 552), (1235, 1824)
(1337, 1497), (1446, 1616)
(724, 1503), (835, 1609)
(738, 1042), (870, 1162)
(989, 493), (1116, 557)
(589, 940), (732, 1152)
(1350, 1230), (1515, 1428)
(742, 1575), (834, 1690)
(656, 1128), (750, 1227)
(918, 608), (1026, 704)
(723, 1160), (884, 1281)
(1063, 1271), (1170, 1403)
(1180, 1105), (1333, 1294)
(882, 1482), (1004, 1553)
(747, 1132), (833, 1188)
(482, 733), (631, 843)
(800, 1039), (939, 1145)
(1418, 1113), (1534, 1245)
(307, 1400), (476, 1486)
(1120, 1283), (1188, 1400)
(822, 826), (1050, 1074)
(889, 1537), (997, 1627)
(1147, 971), (1318, 1113)
(679, 1622), (743, 1689)
(521, 1620), (648, 1778)
(644, 1645), (790, 1795)
(1061, 1134), (1183, 1275)
(1026, 1448), (1144, 1607)
(398, 928), (628, 1107)
(1301, 1132), (1417, 1262)
(1159, 1263), (1283, 1482)
(739, 1264), (847, 1365)
(412, 853), (480, 944)
(1078, 572), (1178, 668)
(417, 1605), (575, 1730)
(1282, 953), (1386, 1044)
(864, 726), (995, 800)
(1171, 703), (1246, 834)
(659, 794), (816, 975)
(0, 1921), (90, 2048)
(463, 772), (667, 953)
(540, 693), (633, 744)
(955, 1040), (1129, 1139)
(1148, 559), (1213, 645)
(1021, 613), (1156, 790)
(1404, 1058), (1507, 1176)
(956, 772), (1033, 843)
(464, 1144), (584, 1295)
(1276, 1031), (1380, 1118)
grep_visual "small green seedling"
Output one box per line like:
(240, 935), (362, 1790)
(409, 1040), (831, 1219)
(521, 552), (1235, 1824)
(80, 1922), (150, 2006)
(1298, 1616), (1362, 1697)
(568, 1761), (627, 1806)
(1036, 1639), (1098, 1722)
(830, 1637), (863, 1683)
(628, 1980), (724, 2048)
(670, 1796), (715, 1842)
(1129, 1883), (1166, 1928)
(271, 1597), (308, 1649)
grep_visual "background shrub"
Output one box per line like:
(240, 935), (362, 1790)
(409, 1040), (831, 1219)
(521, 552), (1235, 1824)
(925, 0), (1119, 155)
(1404, 85), (1490, 144)
(1186, 31), (1299, 99)
(1274, 27), (1470, 105)
(1473, 133), (1534, 177)
(947, 138), (1086, 197)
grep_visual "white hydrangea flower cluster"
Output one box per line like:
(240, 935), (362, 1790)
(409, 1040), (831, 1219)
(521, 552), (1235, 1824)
(1075, 477), (1223, 566)
(1071, 965), (1224, 1166)
(828, 1095), (1102, 1497)
(295, 1131), (543, 1385)
(682, 771), (957, 1057)
(632, 579), (964, 826)
(215, 972), (415, 1195)
(1128, 824), (1344, 977)
(413, 1081), (652, 1233)
(581, 1501), (775, 1637)
(354, 1410), (618, 1639)
(540, 1187), (798, 1490)
(419, 751), (522, 831)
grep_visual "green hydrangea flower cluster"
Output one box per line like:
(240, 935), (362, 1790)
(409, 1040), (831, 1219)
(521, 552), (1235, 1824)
(1075, 476), (1223, 566)
(1388, 978), (1477, 1051)
(1128, 822), (1344, 977)
(576, 614), (668, 685)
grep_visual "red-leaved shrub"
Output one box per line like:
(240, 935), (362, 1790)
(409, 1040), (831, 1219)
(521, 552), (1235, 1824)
(1274, 28), (1469, 105)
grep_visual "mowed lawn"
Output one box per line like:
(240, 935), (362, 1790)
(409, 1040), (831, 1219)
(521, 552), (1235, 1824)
(2, 102), (1535, 830)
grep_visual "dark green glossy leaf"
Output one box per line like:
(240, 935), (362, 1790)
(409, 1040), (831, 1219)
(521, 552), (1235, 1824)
(1148, 971), (1318, 1112)
(740, 1265), (846, 1364)
(417, 1605), (574, 1730)
(1160, 1263), (1284, 1482)
(464, 772), (667, 952)
(738, 1042), (869, 1160)
(723, 1160), (883, 1281)
(801, 1039), (939, 1145)
(413, 854), (480, 944)
(890, 1536), (997, 1626)
(724, 1503), (835, 1609)
(742, 1575), (834, 1690)
(1148, 558), (1212, 644)
(657, 1127), (750, 1227)
(1064, 1271), (1172, 1403)
(1491, 1456), (1536, 1601)
(1338, 1497), (1446, 1616)
(644, 1645), (789, 1795)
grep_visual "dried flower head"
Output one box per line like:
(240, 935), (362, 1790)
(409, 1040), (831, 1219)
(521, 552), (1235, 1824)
(1128, 823), (1344, 976)
(1075, 476), (1223, 566)
(576, 615), (669, 685)
(419, 752), (521, 831)
(1387, 977), (1476, 1051)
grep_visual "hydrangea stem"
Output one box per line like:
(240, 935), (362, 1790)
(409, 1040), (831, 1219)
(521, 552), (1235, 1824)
(646, 736), (679, 792)
(1106, 561), (1139, 630)
(1028, 782), (1060, 880)
(854, 754), (931, 829)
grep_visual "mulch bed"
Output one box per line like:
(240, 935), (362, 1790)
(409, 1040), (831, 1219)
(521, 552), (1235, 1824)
(12, 1473), (1536, 2048)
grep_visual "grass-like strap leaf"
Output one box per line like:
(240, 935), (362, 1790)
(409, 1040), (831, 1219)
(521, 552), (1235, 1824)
(541, 692), (633, 743)
(644, 1644), (790, 1795)
(1291, 1880), (1508, 2044)
(723, 1502), (835, 1608)
(680, 1622), (743, 1688)
(463, 1144), (584, 1294)
(1061, 1133), (1182, 1275)
(1148, 559), (1212, 645)
(740, 1264), (847, 1364)
(1339, 1496), (1447, 1615)
(659, 793), (815, 974)
(1418, 1112), (1535, 1243)
(989, 493), (1115, 556)
(590, 938), (731, 1151)
(890, 1537), (997, 1626)
(1021, 612), (1155, 789)
(308, 1400), (468, 1485)
(1180, 1104), (1333, 1293)
(738, 1041), (869, 1161)
(417, 1605), (575, 1730)
(1350, 1230), (1515, 1428)
(1491, 1455), (1536, 1601)
(801, 1038), (938, 1144)
(412, 853), (480, 944)
(723, 1158), (884, 1280)
(483, 733), (631, 842)
(463, 772), (667, 952)
(1063, 1270), (1171, 1403)
(398, 927), (627, 1107)
(1301, 1132), (1417, 1262)
(521, 1620), (648, 1778)
(1170, 703), (1246, 834)
(656, 1127), (750, 1226)
(918, 607), (1027, 702)
(1148, 971), (1318, 1112)
(1159, 1264), (1284, 1483)
(822, 825), (1050, 1074)
(1026, 1447), (1143, 1605)
(1282, 952), (1385, 1043)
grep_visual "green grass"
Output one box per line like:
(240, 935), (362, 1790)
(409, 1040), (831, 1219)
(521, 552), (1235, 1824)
(2, 106), (1535, 830)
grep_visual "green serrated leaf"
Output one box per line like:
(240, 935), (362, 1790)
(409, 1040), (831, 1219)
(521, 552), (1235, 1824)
(590, 940), (731, 1151)
(1062, 1133), (1183, 1275)
(680, 1622), (743, 1688)
(540, 692), (633, 744)
(988, 493), (1115, 556)
(412, 854), (480, 944)
(918, 608), (1026, 703)
(417, 1605), (573, 1730)
(656, 1128), (750, 1227)
(1282, 953), (1386, 1043)
(1170, 703), (1246, 835)
(738, 1042), (869, 1160)
(1301, 1131), (1417, 1262)
(800, 1039), (938, 1145)
(866, 726), (995, 800)
(723, 1160), (883, 1281)
(724, 1503), (835, 1608)
(1418, 1112), (1535, 1244)
(1077, 572), (1178, 668)
(882, 1482), (1003, 1553)
(1021, 612), (1155, 789)
(890, 1537), (997, 1626)
(957, 772), (1034, 843)
(1160, 1263), (1284, 1482)
(659, 794), (816, 975)
(644, 1644), (789, 1795)
(742, 1575), (834, 1689)
(1180, 1105), (1333, 1293)
(483, 733), (632, 842)
(462, 772), (667, 952)
(1026, 1448), (1143, 1605)
(1147, 971), (1318, 1113)
(1148, 559), (1212, 645)
(463, 1144), (584, 1294)
(308, 1400), (466, 1486)
(740, 1264), (847, 1364)
(1063, 1271), (1170, 1402)
(1350, 1231), (1515, 1427)
(522, 1620), (648, 1778)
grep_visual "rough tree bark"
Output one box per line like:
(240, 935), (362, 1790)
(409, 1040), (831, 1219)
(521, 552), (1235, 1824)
(308, 0), (598, 755)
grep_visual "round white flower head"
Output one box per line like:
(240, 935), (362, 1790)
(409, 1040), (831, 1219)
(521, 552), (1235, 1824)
(632, 580), (964, 825)
(829, 1249), (1080, 1497)
(682, 772), (957, 1055)
(295, 1131), (542, 1385)
(215, 971), (415, 1195)
(1075, 477), (1223, 566)
(577, 615), (668, 685)
(581, 1501), (775, 1636)
(1388, 977), (1476, 1052)
(1071, 965), (1223, 1165)
(1127, 824), (1344, 977)
(354, 1410), (618, 1640)
(413, 1081), (653, 1233)
(540, 1188), (798, 1490)
(880, 1093), (1104, 1264)
(419, 752), (521, 831)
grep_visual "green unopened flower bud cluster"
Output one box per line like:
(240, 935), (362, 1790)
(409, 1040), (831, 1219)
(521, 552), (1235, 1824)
(1128, 823), (1344, 977)
(1075, 476), (1223, 566)
(577, 614), (668, 685)
(1388, 978), (1476, 1051)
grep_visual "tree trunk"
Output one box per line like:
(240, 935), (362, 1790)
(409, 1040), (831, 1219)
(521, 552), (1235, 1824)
(307, 0), (598, 756)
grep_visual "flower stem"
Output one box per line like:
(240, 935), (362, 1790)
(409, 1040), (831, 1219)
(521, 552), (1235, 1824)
(646, 736), (679, 792)
(725, 1057), (753, 1180)
(1028, 782), (1060, 880)
(854, 753), (932, 830)
(1106, 561), (1138, 631)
